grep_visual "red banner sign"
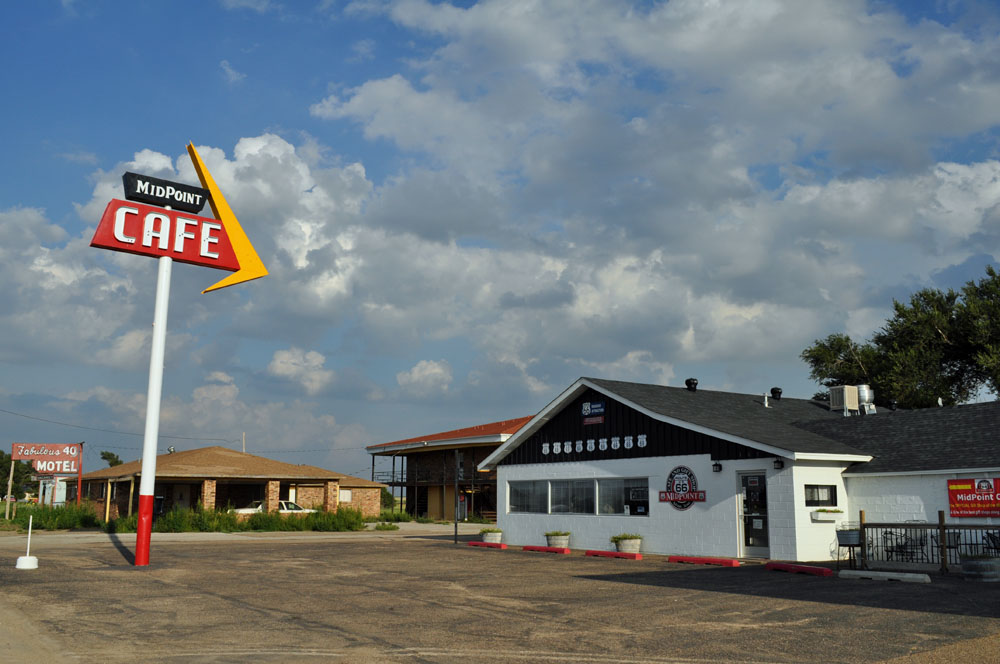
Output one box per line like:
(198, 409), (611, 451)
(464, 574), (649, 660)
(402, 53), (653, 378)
(91, 199), (240, 271)
(948, 478), (1000, 517)
(12, 443), (82, 475)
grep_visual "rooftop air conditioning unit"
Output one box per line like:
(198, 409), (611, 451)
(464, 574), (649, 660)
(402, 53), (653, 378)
(829, 385), (859, 416)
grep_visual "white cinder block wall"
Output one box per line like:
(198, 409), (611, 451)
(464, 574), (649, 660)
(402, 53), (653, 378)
(787, 462), (853, 561)
(846, 472), (1000, 526)
(498, 455), (797, 559)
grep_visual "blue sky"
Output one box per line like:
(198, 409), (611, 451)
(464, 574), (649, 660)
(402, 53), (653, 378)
(2, 0), (999, 479)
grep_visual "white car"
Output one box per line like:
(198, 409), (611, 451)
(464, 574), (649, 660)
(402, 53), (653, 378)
(233, 500), (317, 515)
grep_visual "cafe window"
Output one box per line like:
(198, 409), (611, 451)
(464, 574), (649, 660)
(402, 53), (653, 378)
(598, 478), (649, 516)
(509, 480), (548, 513)
(804, 484), (837, 507)
(550, 480), (595, 514)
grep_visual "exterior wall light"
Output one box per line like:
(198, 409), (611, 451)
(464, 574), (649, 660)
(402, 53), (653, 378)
(712, 462), (722, 473)
(773, 458), (784, 470)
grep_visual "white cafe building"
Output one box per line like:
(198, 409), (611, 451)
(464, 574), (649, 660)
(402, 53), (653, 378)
(478, 377), (1000, 561)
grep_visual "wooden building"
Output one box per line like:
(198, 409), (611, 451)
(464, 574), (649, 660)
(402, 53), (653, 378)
(367, 417), (531, 520)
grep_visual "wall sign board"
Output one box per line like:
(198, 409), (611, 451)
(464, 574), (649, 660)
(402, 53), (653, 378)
(948, 478), (1000, 517)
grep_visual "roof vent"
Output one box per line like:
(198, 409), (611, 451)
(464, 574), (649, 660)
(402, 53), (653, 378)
(685, 378), (698, 392)
(857, 384), (876, 415)
(770, 387), (782, 400)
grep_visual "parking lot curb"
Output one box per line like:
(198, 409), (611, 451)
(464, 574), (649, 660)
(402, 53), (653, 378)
(585, 550), (642, 560)
(765, 562), (833, 577)
(468, 541), (507, 550)
(839, 570), (932, 583)
(523, 545), (571, 554)
(669, 555), (740, 567)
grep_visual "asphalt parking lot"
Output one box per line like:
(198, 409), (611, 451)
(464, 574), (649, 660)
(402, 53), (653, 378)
(1, 524), (999, 663)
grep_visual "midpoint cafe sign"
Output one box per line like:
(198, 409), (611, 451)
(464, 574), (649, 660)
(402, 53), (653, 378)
(89, 142), (267, 567)
(91, 143), (267, 294)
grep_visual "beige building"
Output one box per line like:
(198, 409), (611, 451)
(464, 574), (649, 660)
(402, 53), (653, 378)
(78, 446), (385, 520)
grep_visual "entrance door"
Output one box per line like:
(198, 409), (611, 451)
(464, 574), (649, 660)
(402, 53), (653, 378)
(173, 484), (190, 510)
(739, 473), (769, 557)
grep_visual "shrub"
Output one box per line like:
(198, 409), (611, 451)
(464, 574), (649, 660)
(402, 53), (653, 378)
(104, 512), (138, 533)
(13, 503), (100, 530)
(479, 527), (502, 534)
(414, 516), (434, 524)
(306, 508), (365, 532)
(464, 514), (494, 524)
(374, 522), (400, 531)
(610, 533), (642, 543)
(369, 509), (412, 523)
(545, 531), (570, 537)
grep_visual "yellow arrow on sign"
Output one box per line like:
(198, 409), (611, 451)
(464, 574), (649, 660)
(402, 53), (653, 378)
(186, 143), (268, 293)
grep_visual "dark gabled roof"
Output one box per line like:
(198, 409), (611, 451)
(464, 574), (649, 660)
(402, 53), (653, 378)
(82, 446), (385, 487)
(585, 378), (868, 457)
(794, 400), (1000, 474)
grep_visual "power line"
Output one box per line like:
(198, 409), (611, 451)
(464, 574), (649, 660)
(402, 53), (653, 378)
(0, 407), (236, 443)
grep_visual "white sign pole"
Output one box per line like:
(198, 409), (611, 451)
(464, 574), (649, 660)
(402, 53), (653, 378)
(135, 255), (172, 566)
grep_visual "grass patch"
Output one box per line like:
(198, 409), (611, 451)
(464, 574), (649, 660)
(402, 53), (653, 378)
(374, 522), (400, 531)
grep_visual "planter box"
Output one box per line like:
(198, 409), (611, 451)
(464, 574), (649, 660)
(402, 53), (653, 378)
(811, 511), (844, 522)
(546, 535), (570, 548)
(482, 532), (502, 544)
(614, 539), (641, 554)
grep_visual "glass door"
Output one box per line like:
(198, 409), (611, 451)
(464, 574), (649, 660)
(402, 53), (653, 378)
(740, 473), (769, 557)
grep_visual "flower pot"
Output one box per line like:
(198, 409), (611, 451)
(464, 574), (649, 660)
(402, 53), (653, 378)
(546, 535), (570, 548)
(811, 511), (843, 522)
(836, 530), (860, 546)
(615, 538), (641, 554)
(482, 532), (502, 544)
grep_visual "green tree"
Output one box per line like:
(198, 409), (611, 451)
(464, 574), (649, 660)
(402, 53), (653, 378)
(957, 265), (1000, 395)
(100, 451), (124, 467)
(380, 487), (395, 509)
(802, 265), (1000, 408)
(0, 452), (34, 500)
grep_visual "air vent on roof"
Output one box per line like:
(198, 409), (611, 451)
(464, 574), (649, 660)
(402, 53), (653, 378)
(829, 385), (859, 417)
(857, 384), (876, 415)
(770, 387), (782, 400)
(685, 378), (698, 392)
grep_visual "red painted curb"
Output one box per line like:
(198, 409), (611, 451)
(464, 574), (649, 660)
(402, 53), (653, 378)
(585, 550), (642, 560)
(468, 542), (507, 550)
(668, 555), (740, 567)
(522, 545), (571, 554)
(765, 562), (833, 577)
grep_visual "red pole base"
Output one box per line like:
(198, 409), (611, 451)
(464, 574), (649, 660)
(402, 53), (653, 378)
(135, 494), (154, 566)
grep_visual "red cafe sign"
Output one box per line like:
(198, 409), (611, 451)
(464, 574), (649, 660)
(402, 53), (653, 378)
(12, 443), (82, 475)
(91, 199), (240, 272)
(948, 478), (1000, 518)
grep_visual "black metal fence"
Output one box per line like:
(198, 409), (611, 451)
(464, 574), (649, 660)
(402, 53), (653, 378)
(849, 512), (1000, 573)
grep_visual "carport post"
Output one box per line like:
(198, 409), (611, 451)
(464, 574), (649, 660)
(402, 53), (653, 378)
(135, 256), (173, 567)
(453, 448), (458, 544)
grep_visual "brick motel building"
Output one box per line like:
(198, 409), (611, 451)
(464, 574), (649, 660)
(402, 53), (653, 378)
(78, 446), (385, 520)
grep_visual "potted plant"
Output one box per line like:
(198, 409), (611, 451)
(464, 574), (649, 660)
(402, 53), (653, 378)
(479, 527), (502, 544)
(610, 533), (642, 553)
(545, 531), (570, 548)
(836, 522), (860, 546)
(810, 508), (844, 522)
(958, 553), (1000, 582)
